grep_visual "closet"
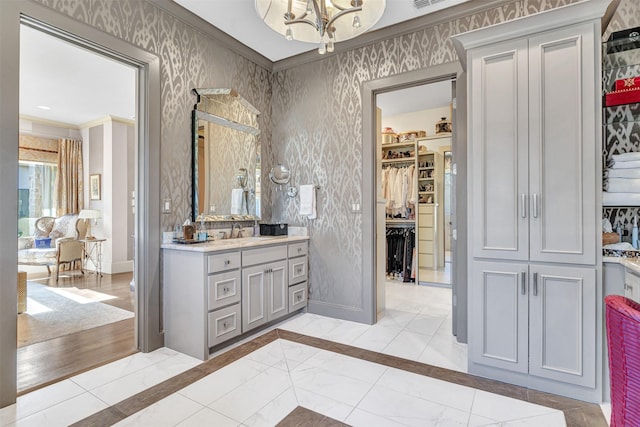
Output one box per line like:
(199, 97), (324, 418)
(453, 0), (606, 402)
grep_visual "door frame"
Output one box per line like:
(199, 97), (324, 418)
(0, 1), (162, 407)
(361, 62), (468, 342)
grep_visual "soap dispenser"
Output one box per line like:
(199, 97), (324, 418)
(633, 216), (638, 249)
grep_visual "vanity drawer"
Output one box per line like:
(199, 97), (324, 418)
(419, 227), (434, 241)
(289, 282), (307, 313)
(208, 303), (241, 347)
(418, 240), (433, 255)
(419, 253), (434, 268)
(289, 256), (308, 285)
(419, 204), (434, 214)
(419, 213), (433, 226)
(288, 242), (308, 258)
(242, 245), (287, 267)
(207, 270), (241, 310)
(208, 251), (241, 273)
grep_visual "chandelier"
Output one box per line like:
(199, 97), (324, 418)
(256, 0), (386, 54)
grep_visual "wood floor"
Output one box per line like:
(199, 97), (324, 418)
(17, 270), (137, 395)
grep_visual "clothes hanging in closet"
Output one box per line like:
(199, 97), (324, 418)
(382, 165), (416, 219)
(385, 227), (416, 283)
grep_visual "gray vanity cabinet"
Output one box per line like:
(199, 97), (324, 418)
(288, 242), (308, 312)
(242, 245), (288, 332)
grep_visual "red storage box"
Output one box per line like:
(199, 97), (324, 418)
(605, 87), (640, 107)
(615, 76), (640, 91)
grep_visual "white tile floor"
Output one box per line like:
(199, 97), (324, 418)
(0, 282), (572, 426)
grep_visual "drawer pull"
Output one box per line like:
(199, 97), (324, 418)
(222, 321), (228, 329)
(223, 286), (229, 293)
(533, 272), (538, 296)
(520, 271), (526, 295)
(297, 247), (302, 253)
(296, 294), (303, 301)
(224, 259), (230, 266)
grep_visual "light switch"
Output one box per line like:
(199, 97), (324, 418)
(162, 198), (171, 214)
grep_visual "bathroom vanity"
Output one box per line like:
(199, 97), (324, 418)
(162, 236), (308, 360)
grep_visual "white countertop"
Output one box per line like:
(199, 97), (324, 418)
(161, 235), (309, 253)
(604, 256), (640, 274)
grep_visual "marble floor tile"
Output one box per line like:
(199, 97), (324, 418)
(302, 351), (388, 383)
(175, 407), (240, 427)
(294, 388), (355, 422)
(356, 383), (471, 427)
(0, 380), (85, 425)
(178, 358), (269, 406)
(7, 391), (108, 427)
(351, 324), (403, 352)
(375, 308), (419, 328)
(209, 366), (292, 423)
(290, 363), (376, 407)
(113, 393), (204, 426)
(71, 347), (179, 391)
(417, 332), (468, 372)
(241, 387), (298, 427)
(377, 367), (476, 413)
(471, 390), (560, 422)
(381, 330), (433, 360)
(486, 411), (567, 426)
(89, 352), (201, 405)
(405, 313), (446, 336)
(244, 340), (288, 371)
(280, 340), (321, 366)
(345, 408), (408, 427)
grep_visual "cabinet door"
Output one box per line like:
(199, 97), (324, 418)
(470, 261), (529, 373)
(529, 264), (595, 387)
(242, 264), (267, 332)
(268, 260), (288, 322)
(470, 40), (529, 261)
(528, 23), (597, 265)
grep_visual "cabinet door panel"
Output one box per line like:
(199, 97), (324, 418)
(470, 40), (529, 260)
(528, 24), (596, 264)
(242, 265), (267, 331)
(529, 265), (595, 387)
(470, 261), (529, 373)
(268, 260), (288, 321)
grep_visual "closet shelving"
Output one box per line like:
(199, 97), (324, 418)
(382, 139), (417, 223)
(602, 34), (640, 208)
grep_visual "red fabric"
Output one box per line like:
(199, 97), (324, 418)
(615, 76), (640, 91)
(606, 87), (640, 107)
(605, 295), (640, 427)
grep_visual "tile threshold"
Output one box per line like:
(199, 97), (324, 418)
(70, 329), (607, 427)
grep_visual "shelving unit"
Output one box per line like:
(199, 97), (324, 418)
(602, 34), (640, 211)
(382, 140), (417, 224)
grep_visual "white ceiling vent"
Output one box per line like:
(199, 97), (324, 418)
(414, 0), (449, 9)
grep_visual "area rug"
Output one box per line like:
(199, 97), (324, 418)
(17, 282), (134, 347)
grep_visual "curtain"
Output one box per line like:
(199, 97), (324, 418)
(56, 138), (84, 216)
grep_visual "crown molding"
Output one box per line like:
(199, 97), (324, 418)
(19, 114), (79, 130)
(146, 0), (273, 72)
(79, 115), (135, 129)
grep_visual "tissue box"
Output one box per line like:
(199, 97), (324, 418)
(260, 223), (288, 236)
(34, 238), (51, 248)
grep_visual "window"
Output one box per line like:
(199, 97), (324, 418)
(18, 161), (57, 237)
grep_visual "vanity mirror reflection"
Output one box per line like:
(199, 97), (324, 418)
(192, 88), (261, 221)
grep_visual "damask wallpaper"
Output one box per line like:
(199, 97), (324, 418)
(32, 0), (640, 317)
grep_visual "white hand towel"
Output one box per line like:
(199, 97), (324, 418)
(607, 178), (640, 193)
(231, 188), (244, 214)
(299, 185), (317, 219)
(611, 160), (640, 169)
(612, 152), (640, 163)
(607, 168), (640, 179)
(603, 192), (640, 206)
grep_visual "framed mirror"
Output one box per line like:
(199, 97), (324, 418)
(192, 88), (261, 221)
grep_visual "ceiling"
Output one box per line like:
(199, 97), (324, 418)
(20, 25), (136, 127)
(19, 0), (465, 127)
(173, 0), (470, 62)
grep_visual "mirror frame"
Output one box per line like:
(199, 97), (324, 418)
(191, 88), (261, 222)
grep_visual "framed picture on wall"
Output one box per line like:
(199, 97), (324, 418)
(90, 174), (101, 200)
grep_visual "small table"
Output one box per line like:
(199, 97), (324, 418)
(80, 238), (106, 277)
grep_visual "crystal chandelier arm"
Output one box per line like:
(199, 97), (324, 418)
(284, 17), (320, 32)
(325, 6), (362, 30)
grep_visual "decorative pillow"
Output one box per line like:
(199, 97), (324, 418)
(34, 217), (55, 238)
(49, 215), (79, 240)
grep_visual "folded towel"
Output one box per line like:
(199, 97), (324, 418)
(612, 152), (640, 163)
(610, 160), (640, 169)
(231, 188), (244, 214)
(299, 185), (317, 219)
(603, 192), (640, 206)
(607, 168), (640, 179)
(608, 178), (640, 193)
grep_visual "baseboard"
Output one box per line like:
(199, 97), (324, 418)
(86, 260), (133, 274)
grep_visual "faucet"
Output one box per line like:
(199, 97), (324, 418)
(231, 222), (242, 239)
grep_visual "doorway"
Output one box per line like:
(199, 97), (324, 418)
(17, 23), (138, 393)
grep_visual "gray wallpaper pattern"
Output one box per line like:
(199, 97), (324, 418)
(33, 0), (637, 316)
(34, 0), (273, 229)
